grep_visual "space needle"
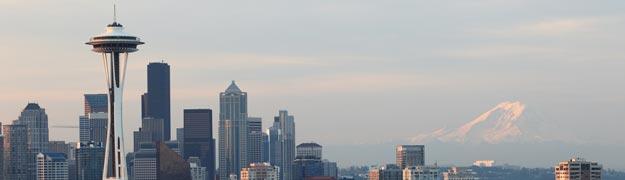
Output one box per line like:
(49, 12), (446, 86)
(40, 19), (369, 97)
(86, 8), (144, 180)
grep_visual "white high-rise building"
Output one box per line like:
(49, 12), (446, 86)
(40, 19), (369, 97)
(36, 152), (69, 180)
(555, 158), (602, 180)
(402, 166), (438, 180)
(240, 163), (279, 180)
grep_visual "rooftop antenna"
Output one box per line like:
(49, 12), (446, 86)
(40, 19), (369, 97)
(113, 4), (117, 22)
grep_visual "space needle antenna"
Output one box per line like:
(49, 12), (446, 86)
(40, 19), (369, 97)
(113, 4), (117, 22)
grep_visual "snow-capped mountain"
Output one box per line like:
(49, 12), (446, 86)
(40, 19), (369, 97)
(412, 101), (549, 144)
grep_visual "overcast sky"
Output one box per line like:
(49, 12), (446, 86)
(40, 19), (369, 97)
(1, 0), (624, 166)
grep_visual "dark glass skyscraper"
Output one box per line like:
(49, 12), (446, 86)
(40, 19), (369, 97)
(183, 109), (215, 180)
(84, 94), (108, 115)
(142, 62), (171, 141)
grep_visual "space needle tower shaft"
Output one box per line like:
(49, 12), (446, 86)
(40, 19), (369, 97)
(86, 11), (144, 180)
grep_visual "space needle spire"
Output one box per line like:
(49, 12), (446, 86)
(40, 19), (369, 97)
(86, 6), (144, 180)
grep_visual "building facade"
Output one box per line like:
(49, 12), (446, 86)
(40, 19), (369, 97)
(396, 145), (424, 169)
(555, 158), (602, 180)
(219, 81), (249, 180)
(184, 108), (215, 180)
(322, 160), (338, 179)
(369, 164), (402, 180)
(247, 117), (263, 164)
(276, 110), (296, 180)
(296, 143), (322, 160)
(75, 142), (105, 180)
(402, 166), (439, 180)
(240, 163), (279, 180)
(84, 94), (108, 116)
(36, 152), (69, 180)
(2, 124), (28, 180)
(442, 167), (479, 180)
(142, 62), (172, 141)
(189, 157), (207, 180)
(15, 103), (50, 180)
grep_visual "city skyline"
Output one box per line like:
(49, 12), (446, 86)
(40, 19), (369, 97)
(1, 0), (625, 171)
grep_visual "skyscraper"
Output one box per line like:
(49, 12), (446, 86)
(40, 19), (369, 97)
(75, 142), (105, 180)
(2, 124), (28, 180)
(247, 117), (263, 164)
(396, 145), (425, 169)
(36, 152), (69, 180)
(276, 110), (296, 180)
(142, 62), (171, 141)
(267, 121), (282, 173)
(189, 157), (207, 180)
(133, 117), (166, 152)
(219, 81), (248, 180)
(86, 18), (144, 180)
(555, 158), (602, 180)
(14, 103), (50, 180)
(84, 94), (108, 115)
(261, 133), (269, 163)
(81, 94), (108, 145)
(184, 109), (215, 180)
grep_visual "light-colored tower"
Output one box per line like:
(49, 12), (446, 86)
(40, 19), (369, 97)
(219, 81), (249, 180)
(555, 157), (602, 180)
(275, 110), (295, 180)
(396, 145), (425, 169)
(86, 14), (144, 179)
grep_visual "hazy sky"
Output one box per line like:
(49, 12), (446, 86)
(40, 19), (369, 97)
(1, 0), (624, 167)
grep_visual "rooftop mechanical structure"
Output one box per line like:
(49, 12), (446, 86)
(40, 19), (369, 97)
(86, 20), (144, 180)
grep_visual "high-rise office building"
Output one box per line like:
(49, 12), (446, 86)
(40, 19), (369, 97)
(14, 103), (50, 180)
(296, 143), (322, 160)
(369, 164), (402, 180)
(49, 141), (77, 180)
(267, 123), (281, 169)
(555, 158), (602, 180)
(133, 117), (165, 152)
(133, 143), (158, 180)
(276, 110), (296, 180)
(247, 117), (263, 164)
(79, 112), (108, 145)
(142, 62), (171, 141)
(36, 152), (69, 180)
(396, 145), (424, 169)
(261, 132), (269, 163)
(402, 166), (439, 180)
(84, 94), (108, 116)
(322, 160), (338, 179)
(184, 109), (215, 180)
(75, 142), (105, 180)
(240, 163), (279, 180)
(293, 156), (324, 180)
(219, 81), (248, 180)
(2, 124), (28, 180)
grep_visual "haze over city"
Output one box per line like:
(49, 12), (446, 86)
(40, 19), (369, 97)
(1, 0), (624, 174)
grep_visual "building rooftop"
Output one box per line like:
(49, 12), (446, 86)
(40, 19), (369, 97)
(24, 103), (41, 110)
(225, 80), (242, 93)
(297, 142), (322, 148)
